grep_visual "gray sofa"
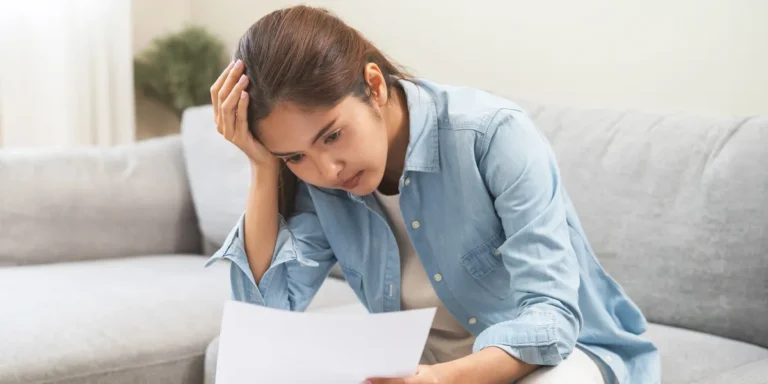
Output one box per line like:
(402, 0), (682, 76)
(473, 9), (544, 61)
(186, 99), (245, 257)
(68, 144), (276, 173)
(1, 101), (765, 384)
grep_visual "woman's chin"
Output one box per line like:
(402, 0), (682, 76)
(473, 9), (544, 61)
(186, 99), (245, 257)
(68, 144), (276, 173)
(349, 171), (379, 196)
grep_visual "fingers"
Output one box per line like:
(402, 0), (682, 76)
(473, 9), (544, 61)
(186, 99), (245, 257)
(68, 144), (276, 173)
(210, 60), (235, 123)
(233, 91), (249, 145)
(217, 59), (245, 121)
(220, 74), (250, 141)
(366, 370), (428, 384)
(365, 378), (406, 384)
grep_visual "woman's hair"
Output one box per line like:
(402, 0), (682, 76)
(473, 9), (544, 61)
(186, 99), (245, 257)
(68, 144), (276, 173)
(233, 5), (408, 218)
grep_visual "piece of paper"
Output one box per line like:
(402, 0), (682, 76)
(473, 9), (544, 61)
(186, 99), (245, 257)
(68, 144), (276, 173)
(215, 300), (436, 384)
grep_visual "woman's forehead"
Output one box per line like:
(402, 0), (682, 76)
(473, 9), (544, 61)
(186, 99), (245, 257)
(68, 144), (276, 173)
(258, 100), (343, 152)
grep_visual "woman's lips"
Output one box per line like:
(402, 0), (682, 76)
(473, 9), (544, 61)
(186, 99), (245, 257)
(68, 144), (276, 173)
(340, 171), (363, 190)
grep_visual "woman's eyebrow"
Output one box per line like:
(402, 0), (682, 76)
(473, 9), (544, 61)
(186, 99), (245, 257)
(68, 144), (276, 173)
(310, 118), (338, 145)
(269, 118), (338, 157)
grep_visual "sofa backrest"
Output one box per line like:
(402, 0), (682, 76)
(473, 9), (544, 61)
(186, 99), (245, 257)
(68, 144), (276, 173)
(180, 105), (252, 256)
(0, 135), (202, 266)
(521, 101), (768, 347)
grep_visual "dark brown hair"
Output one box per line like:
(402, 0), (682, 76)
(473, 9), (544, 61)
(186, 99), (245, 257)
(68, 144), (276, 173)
(232, 5), (408, 218)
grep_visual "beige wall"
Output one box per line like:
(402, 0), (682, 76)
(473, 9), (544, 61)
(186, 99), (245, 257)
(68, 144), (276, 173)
(188, 0), (768, 117)
(132, 0), (192, 53)
(131, 0), (768, 139)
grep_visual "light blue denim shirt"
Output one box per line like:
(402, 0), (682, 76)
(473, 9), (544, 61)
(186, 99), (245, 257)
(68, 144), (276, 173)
(206, 78), (660, 384)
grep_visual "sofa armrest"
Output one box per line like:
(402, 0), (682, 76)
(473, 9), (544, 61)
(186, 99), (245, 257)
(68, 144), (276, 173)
(691, 357), (768, 384)
(0, 135), (202, 266)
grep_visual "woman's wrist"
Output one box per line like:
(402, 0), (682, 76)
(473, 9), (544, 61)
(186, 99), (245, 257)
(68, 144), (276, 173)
(249, 159), (280, 207)
(249, 158), (280, 179)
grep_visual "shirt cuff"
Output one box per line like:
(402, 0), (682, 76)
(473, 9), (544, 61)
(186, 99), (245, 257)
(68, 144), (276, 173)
(204, 212), (313, 306)
(473, 310), (576, 366)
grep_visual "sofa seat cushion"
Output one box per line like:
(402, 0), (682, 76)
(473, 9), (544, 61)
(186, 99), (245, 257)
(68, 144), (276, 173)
(0, 255), (230, 384)
(644, 323), (768, 383)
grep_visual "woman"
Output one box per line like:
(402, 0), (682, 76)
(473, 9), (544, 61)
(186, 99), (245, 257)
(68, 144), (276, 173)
(206, 5), (659, 384)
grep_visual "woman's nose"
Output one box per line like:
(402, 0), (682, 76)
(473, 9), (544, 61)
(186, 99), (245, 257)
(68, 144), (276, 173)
(317, 153), (342, 183)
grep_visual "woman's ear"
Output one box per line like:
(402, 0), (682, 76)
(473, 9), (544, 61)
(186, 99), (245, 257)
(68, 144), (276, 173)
(363, 63), (388, 106)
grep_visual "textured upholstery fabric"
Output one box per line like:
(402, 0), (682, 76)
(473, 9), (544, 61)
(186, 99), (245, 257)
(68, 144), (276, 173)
(0, 255), (230, 384)
(0, 135), (202, 266)
(691, 358), (768, 384)
(520, 101), (768, 348)
(180, 106), (251, 253)
(644, 323), (768, 383)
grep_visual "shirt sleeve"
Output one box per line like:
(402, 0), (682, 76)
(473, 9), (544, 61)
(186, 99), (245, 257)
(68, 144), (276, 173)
(204, 181), (336, 312)
(472, 108), (582, 366)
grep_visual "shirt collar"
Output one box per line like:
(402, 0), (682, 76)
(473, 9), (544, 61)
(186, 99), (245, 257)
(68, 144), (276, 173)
(346, 78), (439, 203)
(399, 79), (440, 173)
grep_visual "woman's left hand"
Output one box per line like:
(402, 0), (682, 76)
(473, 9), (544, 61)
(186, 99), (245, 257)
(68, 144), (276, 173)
(364, 364), (455, 384)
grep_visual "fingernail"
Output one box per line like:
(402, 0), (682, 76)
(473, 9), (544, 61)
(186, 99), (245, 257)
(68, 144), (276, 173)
(234, 59), (242, 69)
(240, 91), (247, 100)
(239, 75), (247, 84)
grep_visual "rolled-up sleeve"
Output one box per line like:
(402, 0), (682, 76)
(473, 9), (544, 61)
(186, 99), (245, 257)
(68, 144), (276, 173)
(204, 182), (336, 312)
(473, 108), (582, 366)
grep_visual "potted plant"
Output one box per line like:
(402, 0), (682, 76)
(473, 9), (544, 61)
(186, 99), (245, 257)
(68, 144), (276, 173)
(134, 26), (228, 117)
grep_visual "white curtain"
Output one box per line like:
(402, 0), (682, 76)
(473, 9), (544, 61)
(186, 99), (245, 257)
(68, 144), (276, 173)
(0, 0), (135, 148)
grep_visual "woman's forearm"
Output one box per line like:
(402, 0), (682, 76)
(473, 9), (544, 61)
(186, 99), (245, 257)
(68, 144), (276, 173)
(243, 160), (280, 284)
(448, 346), (538, 383)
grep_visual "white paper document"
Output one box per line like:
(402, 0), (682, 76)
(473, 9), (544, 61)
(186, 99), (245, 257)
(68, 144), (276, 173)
(215, 300), (436, 384)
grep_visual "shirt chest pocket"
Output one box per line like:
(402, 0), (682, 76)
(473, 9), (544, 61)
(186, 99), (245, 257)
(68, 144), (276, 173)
(459, 232), (511, 300)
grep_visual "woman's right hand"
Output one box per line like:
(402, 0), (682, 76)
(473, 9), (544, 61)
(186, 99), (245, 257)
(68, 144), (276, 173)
(210, 59), (278, 169)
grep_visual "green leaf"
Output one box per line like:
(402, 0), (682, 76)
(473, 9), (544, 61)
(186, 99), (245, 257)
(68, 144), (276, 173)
(133, 25), (228, 116)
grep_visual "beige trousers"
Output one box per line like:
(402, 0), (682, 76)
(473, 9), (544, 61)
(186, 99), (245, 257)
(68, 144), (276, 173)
(517, 347), (608, 384)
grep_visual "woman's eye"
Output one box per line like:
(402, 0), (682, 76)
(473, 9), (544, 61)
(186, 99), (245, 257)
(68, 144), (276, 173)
(324, 130), (341, 144)
(285, 154), (304, 164)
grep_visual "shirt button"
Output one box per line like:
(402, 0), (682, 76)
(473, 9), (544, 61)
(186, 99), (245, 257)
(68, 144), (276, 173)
(604, 355), (613, 363)
(433, 273), (442, 282)
(411, 220), (420, 229)
(468, 317), (477, 325)
(404, 178), (411, 186)
(493, 248), (501, 257)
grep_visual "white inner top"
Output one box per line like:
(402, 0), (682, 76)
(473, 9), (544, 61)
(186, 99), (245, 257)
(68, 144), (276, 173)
(374, 190), (476, 364)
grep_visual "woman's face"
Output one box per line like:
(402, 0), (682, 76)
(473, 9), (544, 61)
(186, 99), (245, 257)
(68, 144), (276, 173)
(257, 96), (390, 196)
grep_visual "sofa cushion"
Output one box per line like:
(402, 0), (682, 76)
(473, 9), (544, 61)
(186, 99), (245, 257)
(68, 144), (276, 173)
(180, 105), (251, 254)
(690, 357), (768, 384)
(644, 323), (768, 384)
(0, 255), (230, 384)
(521, 101), (768, 347)
(0, 135), (202, 266)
